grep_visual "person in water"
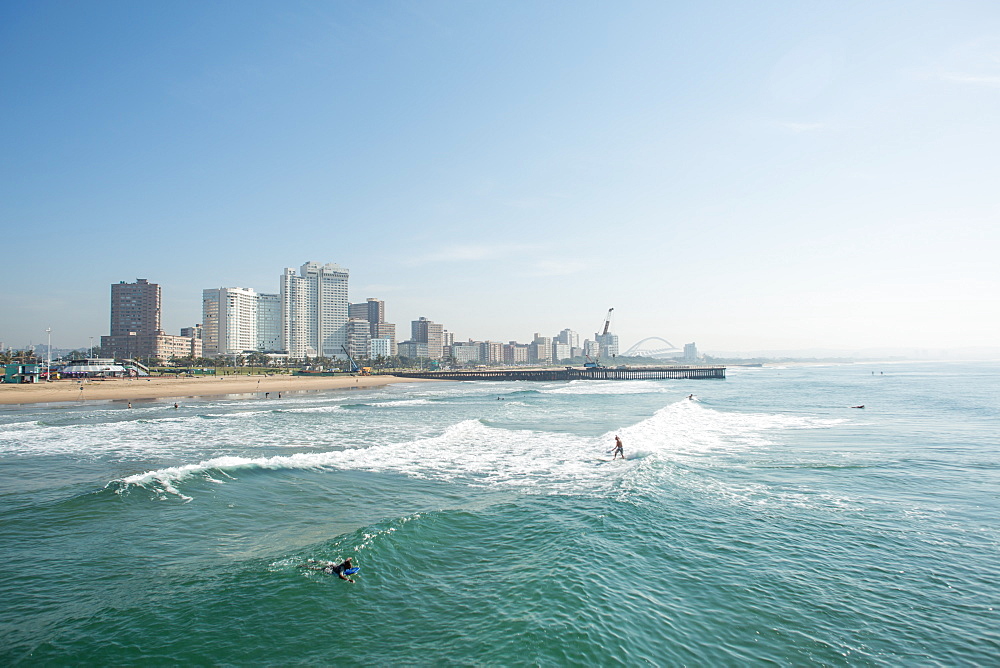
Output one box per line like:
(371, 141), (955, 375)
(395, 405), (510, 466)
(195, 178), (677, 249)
(612, 435), (624, 460)
(301, 557), (356, 582)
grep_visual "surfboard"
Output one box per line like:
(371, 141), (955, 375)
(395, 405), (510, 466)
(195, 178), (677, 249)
(343, 567), (360, 575)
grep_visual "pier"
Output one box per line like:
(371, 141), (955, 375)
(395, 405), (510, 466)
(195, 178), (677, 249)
(393, 366), (726, 381)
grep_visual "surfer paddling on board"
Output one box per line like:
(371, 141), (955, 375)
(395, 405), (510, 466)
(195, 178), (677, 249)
(612, 435), (624, 460)
(300, 557), (357, 582)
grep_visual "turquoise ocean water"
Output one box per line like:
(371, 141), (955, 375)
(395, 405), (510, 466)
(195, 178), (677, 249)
(1, 361), (998, 665)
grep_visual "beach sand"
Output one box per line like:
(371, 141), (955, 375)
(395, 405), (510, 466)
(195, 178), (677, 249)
(0, 374), (436, 406)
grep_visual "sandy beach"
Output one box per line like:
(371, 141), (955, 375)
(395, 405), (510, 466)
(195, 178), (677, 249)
(0, 374), (436, 406)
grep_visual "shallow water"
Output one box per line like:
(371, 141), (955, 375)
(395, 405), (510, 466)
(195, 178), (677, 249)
(1, 361), (998, 664)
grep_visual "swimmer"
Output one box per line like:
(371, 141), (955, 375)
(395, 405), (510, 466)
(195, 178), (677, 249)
(301, 557), (356, 582)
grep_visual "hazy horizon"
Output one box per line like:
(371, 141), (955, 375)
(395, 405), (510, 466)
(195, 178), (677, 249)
(2, 2), (998, 353)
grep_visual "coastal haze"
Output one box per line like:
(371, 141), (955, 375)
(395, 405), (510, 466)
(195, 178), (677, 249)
(2, 2), (999, 357)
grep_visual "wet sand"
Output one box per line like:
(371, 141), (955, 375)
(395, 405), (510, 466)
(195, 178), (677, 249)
(0, 374), (436, 405)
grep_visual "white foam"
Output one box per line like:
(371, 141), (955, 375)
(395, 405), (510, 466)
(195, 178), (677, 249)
(280, 405), (344, 414)
(0, 401), (353, 457)
(111, 419), (619, 499)
(541, 380), (672, 395)
(0, 420), (42, 433)
(613, 400), (839, 461)
(367, 399), (435, 408)
(110, 399), (845, 501)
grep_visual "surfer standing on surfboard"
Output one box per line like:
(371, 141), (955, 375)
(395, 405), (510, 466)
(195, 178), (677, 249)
(612, 435), (624, 460)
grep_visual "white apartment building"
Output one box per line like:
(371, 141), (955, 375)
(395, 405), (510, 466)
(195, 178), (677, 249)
(369, 336), (392, 358)
(531, 334), (553, 364)
(556, 328), (580, 349)
(202, 287), (259, 356)
(452, 341), (481, 364)
(281, 262), (350, 360)
(397, 341), (429, 358)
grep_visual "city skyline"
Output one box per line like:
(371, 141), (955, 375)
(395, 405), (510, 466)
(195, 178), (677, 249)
(2, 2), (999, 356)
(16, 270), (626, 365)
(0, 264), (632, 362)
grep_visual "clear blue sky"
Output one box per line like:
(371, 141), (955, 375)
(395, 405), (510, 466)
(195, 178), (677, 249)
(2, 1), (998, 354)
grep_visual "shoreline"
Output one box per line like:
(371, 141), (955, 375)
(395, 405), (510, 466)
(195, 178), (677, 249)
(0, 374), (438, 406)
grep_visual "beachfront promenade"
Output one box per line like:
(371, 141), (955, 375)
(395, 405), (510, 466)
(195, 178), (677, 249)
(394, 366), (726, 381)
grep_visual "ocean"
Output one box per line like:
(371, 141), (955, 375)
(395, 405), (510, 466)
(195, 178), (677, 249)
(1, 361), (997, 665)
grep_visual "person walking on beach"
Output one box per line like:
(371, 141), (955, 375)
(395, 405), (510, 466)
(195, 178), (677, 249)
(612, 435), (624, 460)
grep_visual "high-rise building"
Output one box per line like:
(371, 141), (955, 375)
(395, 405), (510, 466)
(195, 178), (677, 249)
(369, 337), (392, 358)
(346, 318), (371, 360)
(504, 342), (530, 364)
(683, 342), (699, 362)
(280, 268), (312, 358)
(397, 341), (429, 358)
(349, 298), (384, 331)
(202, 287), (258, 357)
(374, 323), (397, 355)
(479, 341), (503, 364)
(281, 262), (350, 359)
(348, 302), (369, 322)
(556, 328), (579, 349)
(180, 325), (203, 340)
(596, 331), (619, 359)
(452, 341), (481, 364)
(531, 334), (553, 364)
(553, 341), (572, 361)
(102, 279), (200, 361)
(349, 298), (395, 354)
(411, 317), (444, 359)
(109, 278), (160, 337)
(256, 293), (282, 352)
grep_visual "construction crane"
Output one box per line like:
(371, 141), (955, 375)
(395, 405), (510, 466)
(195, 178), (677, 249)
(584, 308), (614, 368)
(341, 345), (360, 374)
(340, 345), (372, 375)
(601, 308), (614, 336)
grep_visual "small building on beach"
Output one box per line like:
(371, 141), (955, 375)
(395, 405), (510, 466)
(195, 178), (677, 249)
(58, 358), (148, 378)
(3, 364), (41, 384)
